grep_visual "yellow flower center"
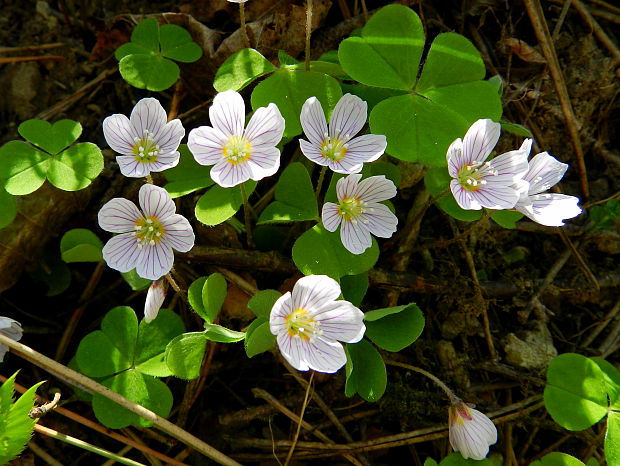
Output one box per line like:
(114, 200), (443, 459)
(132, 130), (160, 164)
(286, 308), (321, 341)
(457, 161), (495, 191)
(338, 197), (370, 223)
(222, 135), (252, 164)
(134, 216), (165, 248)
(321, 136), (347, 161)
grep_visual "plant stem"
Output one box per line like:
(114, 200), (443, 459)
(315, 166), (328, 200)
(283, 371), (315, 466)
(145, 174), (153, 184)
(240, 182), (254, 248)
(385, 360), (460, 404)
(239, 2), (250, 48)
(305, 0), (313, 71)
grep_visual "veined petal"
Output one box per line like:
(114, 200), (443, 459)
(276, 332), (310, 371)
(98, 198), (142, 233)
(300, 97), (328, 146)
(483, 146), (530, 183)
(305, 337), (347, 373)
(103, 114), (135, 155)
(299, 139), (329, 167)
(147, 152), (180, 172)
(210, 90), (245, 137)
(139, 184), (176, 219)
(291, 275), (342, 312)
(354, 175), (396, 202)
(322, 203), (342, 232)
(446, 138), (464, 178)
(144, 279), (166, 323)
(517, 193), (581, 226)
(188, 126), (228, 166)
(154, 119), (185, 155)
(336, 174), (363, 200)
(449, 404), (497, 460)
(328, 157), (364, 174)
(450, 179), (483, 210)
(161, 214), (195, 252)
(344, 134), (387, 164)
(210, 158), (252, 187)
(361, 203), (398, 238)
(135, 242), (174, 280)
(311, 300), (365, 343)
(270, 291), (294, 335)
(340, 220), (372, 254)
(524, 151), (568, 195)
(244, 103), (285, 147)
(116, 156), (151, 178)
(130, 98), (168, 139)
(462, 119), (501, 164)
(246, 146), (280, 181)
(102, 233), (141, 273)
(468, 181), (521, 210)
(329, 94), (367, 141)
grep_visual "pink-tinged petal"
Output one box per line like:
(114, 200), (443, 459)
(524, 151), (568, 195)
(361, 203), (398, 238)
(144, 279), (166, 323)
(305, 337), (347, 373)
(244, 103), (285, 147)
(344, 134), (387, 164)
(130, 98), (168, 138)
(270, 292), (293, 335)
(153, 119), (185, 155)
(299, 139), (329, 167)
(98, 198), (142, 233)
(210, 90), (245, 137)
(449, 404), (497, 460)
(446, 138), (464, 178)
(103, 114), (135, 155)
(161, 214), (195, 252)
(329, 93), (367, 141)
(470, 182), (521, 210)
(311, 301), (365, 343)
(354, 175), (396, 202)
(462, 119), (501, 164)
(450, 179), (483, 210)
(517, 193), (581, 226)
(336, 174), (363, 200)
(102, 233), (141, 273)
(210, 158), (252, 188)
(188, 126), (228, 167)
(135, 242), (174, 280)
(246, 146), (280, 181)
(139, 184), (176, 219)
(291, 275), (342, 312)
(277, 332), (310, 371)
(322, 203), (342, 232)
(147, 152), (180, 173)
(117, 156), (151, 178)
(340, 220), (372, 254)
(300, 97), (328, 146)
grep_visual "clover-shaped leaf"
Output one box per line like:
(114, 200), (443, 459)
(163, 145), (214, 198)
(195, 181), (257, 226)
(187, 273), (228, 324)
(60, 228), (103, 263)
(0, 188), (16, 229)
(215, 48), (277, 92)
(364, 303), (425, 352)
(345, 339), (387, 402)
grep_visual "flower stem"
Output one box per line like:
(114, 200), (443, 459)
(239, 2), (250, 48)
(315, 166), (328, 200)
(385, 359), (460, 405)
(145, 174), (153, 184)
(283, 371), (315, 466)
(240, 182), (254, 249)
(305, 0), (313, 72)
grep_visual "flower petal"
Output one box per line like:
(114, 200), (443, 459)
(446, 137), (464, 178)
(450, 406), (497, 460)
(336, 173), (363, 200)
(340, 220), (372, 254)
(188, 125), (228, 166)
(144, 279), (166, 323)
(210, 90), (245, 137)
(450, 179), (483, 210)
(130, 98), (168, 139)
(343, 134), (387, 164)
(354, 175), (396, 202)
(102, 233), (141, 273)
(98, 198), (142, 233)
(139, 184), (176, 219)
(462, 119), (501, 164)
(0, 318), (22, 341)
(517, 193), (581, 226)
(467, 182), (521, 210)
(147, 152), (180, 172)
(276, 332), (310, 371)
(524, 151), (568, 195)
(329, 93), (367, 141)
(328, 158), (364, 175)
(161, 214), (195, 252)
(270, 291), (293, 335)
(291, 275), (342, 312)
(300, 97), (328, 146)
(244, 103), (285, 147)
(305, 337), (347, 373)
(103, 114), (135, 155)
(311, 300), (365, 343)
(116, 156), (151, 178)
(136, 243), (174, 280)
(154, 119), (185, 155)
(299, 139), (329, 167)
(321, 202), (342, 232)
(361, 203), (398, 238)
(483, 139), (531, 183)
(246, 146), (280, 181)
(210, 158), (252, 187)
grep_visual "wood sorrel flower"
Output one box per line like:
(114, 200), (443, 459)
(322, 174), (398, 254)
(98, 184), (195, 280)
(269, 275), (365, 373)
(103, 98), (185, 178)
(448, 119), (530, 210)
(513, 152), (582, 226)
(449, 401), (498, 460)
(299, 93), (387, 174)
(0, 317), (22, 362)
(187, 90), (285, 188)
(144, 279), (167, 323)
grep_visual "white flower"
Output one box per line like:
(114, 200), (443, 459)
(0, 317), (23, 362)
(269, 275), (365, 373)
(103, 98), (185, 178)
(187, 90), (285, 188)
(448, 119), (530, 210)
(513, 152), (582, 226)
(322, 174), (398, 254)
(98, 184), (195, 280)
(299, 93), (387, 174)
(144, 279), (167, 323)
(449, 401), (498, 460)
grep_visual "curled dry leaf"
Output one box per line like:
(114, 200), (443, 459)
(500, 38), (546, 63)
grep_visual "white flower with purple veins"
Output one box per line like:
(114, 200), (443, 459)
(299, 93), (387, 174)
(513, 152), (582, 226)
(0, 317), (23, 362)
(269, 275), (365, 373)
(98, 184), (195, 281)
(103, 98), (185, 178)
(449, 401), (498, 460)
(448, 119), (531, 210)
(187, 90), (285, 188)
(144, 279), (167, 323)
(322, 174), (398, 255)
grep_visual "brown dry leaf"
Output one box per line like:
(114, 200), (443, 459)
(500, 38), (546, 63)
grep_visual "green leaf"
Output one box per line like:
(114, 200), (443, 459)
(338, 4), (424, 90)
(165, 332), (208, 380)
(341, 83), (408, 112)
(424, 459), (439, 466)
(119, 54), (180, 92)
(76, 330), (132, 377)
(606, 411), (620, 466)
(215, 48), (277, 92)
(258, 162), (318, 224)
(364, 303), (424, 352)
(200, 273), (228, 324)
(0, 141), (50, 195)
(340, 273), (368, 307)
(530, 452), (586, 466)
(439, 453), (503, 465)
(0, 187), (16, 229)
(115, 42), (153, 60)
(251, 70), (342, 138)
(134, 309), (186, 376)
(591, 357), (620, 409)
(163, 145), (214, 198)
(369, 161), (401, 187)
(204, 323), (245, 343)
(292, 224), (379, 279)
(125, 18), (160, 55)
(544, 353), (608, 431)
(29, 250), (71, 296)
(159, 24), (203, 62)
(345, 339), (387, 402)
(195, 181), (257, 226)
(424, 167), (482, 222)
(121, 269), (151, 291)
(47, 143), (104, 191)
(245, 318), (275, 358)
(490, 210), (523, 229)
(60, 228), (103, 263)
(501, 121), (533, 138)
(18, 119), (82, 154)
(590, 200), (620, 232)
(188, 276), (208, 317)
(248, 289), (282, 318)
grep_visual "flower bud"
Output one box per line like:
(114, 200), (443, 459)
(448, 401), (497, 460)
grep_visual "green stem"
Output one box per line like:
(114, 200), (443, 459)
(239, 2), (250, 48)
(305, 0), (313, 71)
(240, 182), (254, 249)
(315, 166), (328, 201)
